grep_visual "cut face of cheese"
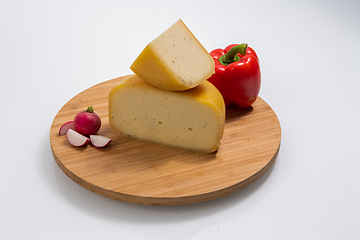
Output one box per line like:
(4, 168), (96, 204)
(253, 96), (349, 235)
(130, 19), (215, 91)
(108, 75), (225, 153)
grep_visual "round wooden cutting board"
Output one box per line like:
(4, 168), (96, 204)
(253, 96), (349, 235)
(50, 75), (281, 206)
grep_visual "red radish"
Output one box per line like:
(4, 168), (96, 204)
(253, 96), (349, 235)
(66, 129), (90, 147)
(90, 135), (112, 147)
(59, 121), (75, 136)
(73, 106), (101, 136)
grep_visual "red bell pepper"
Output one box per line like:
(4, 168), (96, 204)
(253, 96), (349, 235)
(207, 43), (261, 108)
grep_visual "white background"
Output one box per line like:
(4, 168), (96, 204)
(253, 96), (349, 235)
(1, 0), (360, 239)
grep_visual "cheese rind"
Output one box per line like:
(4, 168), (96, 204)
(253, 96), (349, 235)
(130, 19), (215, 91)
(108, 75), (225, 153)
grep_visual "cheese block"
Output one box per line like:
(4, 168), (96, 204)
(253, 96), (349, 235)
(130, 19), (215, 91)
(108, 75), (225, 153)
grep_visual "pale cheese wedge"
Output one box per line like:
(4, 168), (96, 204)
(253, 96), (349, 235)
(108, 75), (225, 153)
(130, 19), (215, 91)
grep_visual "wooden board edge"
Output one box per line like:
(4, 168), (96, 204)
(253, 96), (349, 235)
(51, 140), (280, 206)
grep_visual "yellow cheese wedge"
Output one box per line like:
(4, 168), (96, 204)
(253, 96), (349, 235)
(108, 75), (225, 153)
(130, 19), (215, 91)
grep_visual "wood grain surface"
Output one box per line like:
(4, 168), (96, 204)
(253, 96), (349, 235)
(50, 75), (281, 206)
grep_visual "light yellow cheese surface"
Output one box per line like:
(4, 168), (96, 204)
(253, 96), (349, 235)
(108, 75), (225, 153)
(130, 19), (215, 91)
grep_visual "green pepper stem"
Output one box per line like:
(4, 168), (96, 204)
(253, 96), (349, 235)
(219, 43), (248, 66)
(87, 106), (94, 113)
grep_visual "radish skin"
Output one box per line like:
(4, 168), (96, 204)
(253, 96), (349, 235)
(74, 106), (101, 136)
(59, 121), (75, 136)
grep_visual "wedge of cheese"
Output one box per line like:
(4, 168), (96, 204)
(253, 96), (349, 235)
(108, 75), (225, 153)
(130, 19), (215, 91)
